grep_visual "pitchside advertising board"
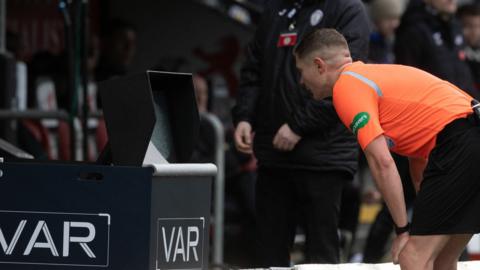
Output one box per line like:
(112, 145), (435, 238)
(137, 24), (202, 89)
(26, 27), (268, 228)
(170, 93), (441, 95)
(0, 162), (212, 270)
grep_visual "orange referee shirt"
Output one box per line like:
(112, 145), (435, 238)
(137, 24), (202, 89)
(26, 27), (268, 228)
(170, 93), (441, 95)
(333, 62), (474, 158)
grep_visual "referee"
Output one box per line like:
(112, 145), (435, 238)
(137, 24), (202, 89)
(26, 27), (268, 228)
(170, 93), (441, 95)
(294, 28), (480, 270)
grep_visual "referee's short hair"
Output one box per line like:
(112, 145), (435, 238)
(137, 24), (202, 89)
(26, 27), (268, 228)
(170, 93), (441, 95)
(294, 28), (349, 60)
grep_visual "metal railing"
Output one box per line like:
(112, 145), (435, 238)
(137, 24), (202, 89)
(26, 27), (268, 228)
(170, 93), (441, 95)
(201, 112), (225, 265)
(0, 109), (72, 149)
(0, 109), (102, 160)
(150, 163), (218, 177)
(0, 109), (70, 121)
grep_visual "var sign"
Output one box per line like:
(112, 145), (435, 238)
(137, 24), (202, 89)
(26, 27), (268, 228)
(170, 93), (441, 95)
(156, 218), (205, 270)
(0, 210), (110, 267)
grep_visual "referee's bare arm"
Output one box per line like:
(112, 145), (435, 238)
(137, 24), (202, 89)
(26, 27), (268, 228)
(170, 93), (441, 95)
(364, 135), (410, 263)
(364, 134), (408, 228)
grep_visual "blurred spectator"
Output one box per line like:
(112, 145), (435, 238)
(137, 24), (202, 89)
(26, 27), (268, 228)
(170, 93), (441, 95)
(368, 0), (405, 63)
(194, 36), (241, 97)
(95, 18), (137, 82)
(395, 0), (478, 99)
(193, 75), (210, 114)
(232, 0), (370, 266)
(190, 75), (215, 165)
(458, 2), (480, 92)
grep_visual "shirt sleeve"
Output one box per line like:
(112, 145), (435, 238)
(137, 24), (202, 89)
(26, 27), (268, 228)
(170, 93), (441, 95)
(333, 74), (384, 150)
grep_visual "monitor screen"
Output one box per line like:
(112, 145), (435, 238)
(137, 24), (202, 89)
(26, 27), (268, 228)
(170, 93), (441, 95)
(150, 90), (175, 161)
(98, 70), (199, 166)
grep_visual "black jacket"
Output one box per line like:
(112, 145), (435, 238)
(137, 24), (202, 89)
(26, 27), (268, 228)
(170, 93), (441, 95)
(395, 2), (477, 98)
(232, 0), (370, 174)
(465, 46), (480, 98)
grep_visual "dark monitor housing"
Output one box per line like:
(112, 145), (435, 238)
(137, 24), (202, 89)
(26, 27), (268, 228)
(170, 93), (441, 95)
(99, 70), (199, 166)
(0, 54), (17, 142)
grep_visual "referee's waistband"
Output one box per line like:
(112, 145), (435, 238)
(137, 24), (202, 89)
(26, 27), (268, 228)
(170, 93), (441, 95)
(437, 113), (478, 145)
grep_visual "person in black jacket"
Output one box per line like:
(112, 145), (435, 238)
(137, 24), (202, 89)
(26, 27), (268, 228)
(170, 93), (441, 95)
(458, 2), (480, 98)
(231, 0), (370, 266)
(395, 0), (478, 99)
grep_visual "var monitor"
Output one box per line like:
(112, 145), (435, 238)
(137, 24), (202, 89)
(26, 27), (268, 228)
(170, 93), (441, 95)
(99, 70), (199, 166)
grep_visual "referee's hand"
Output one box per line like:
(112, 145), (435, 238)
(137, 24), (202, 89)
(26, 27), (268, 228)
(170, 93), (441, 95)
(392, 232), (409, 265)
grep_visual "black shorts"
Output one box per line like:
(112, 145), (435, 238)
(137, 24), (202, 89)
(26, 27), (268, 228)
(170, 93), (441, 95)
(410, 114), (480, 235)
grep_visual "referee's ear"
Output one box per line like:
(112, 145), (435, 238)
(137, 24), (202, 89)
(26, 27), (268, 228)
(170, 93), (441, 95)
(313, 57), (327, 74)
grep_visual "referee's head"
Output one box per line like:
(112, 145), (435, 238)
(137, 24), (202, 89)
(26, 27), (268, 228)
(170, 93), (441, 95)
(294, 28), (349, 65)
(294, 28), (352, 100)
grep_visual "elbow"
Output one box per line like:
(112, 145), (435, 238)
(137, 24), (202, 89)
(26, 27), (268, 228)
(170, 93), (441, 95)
(374, 155), (396, 171)
(364, 136), (398, 175)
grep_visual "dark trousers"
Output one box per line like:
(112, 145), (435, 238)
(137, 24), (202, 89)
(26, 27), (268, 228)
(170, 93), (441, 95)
(254, 167), (350, 267)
